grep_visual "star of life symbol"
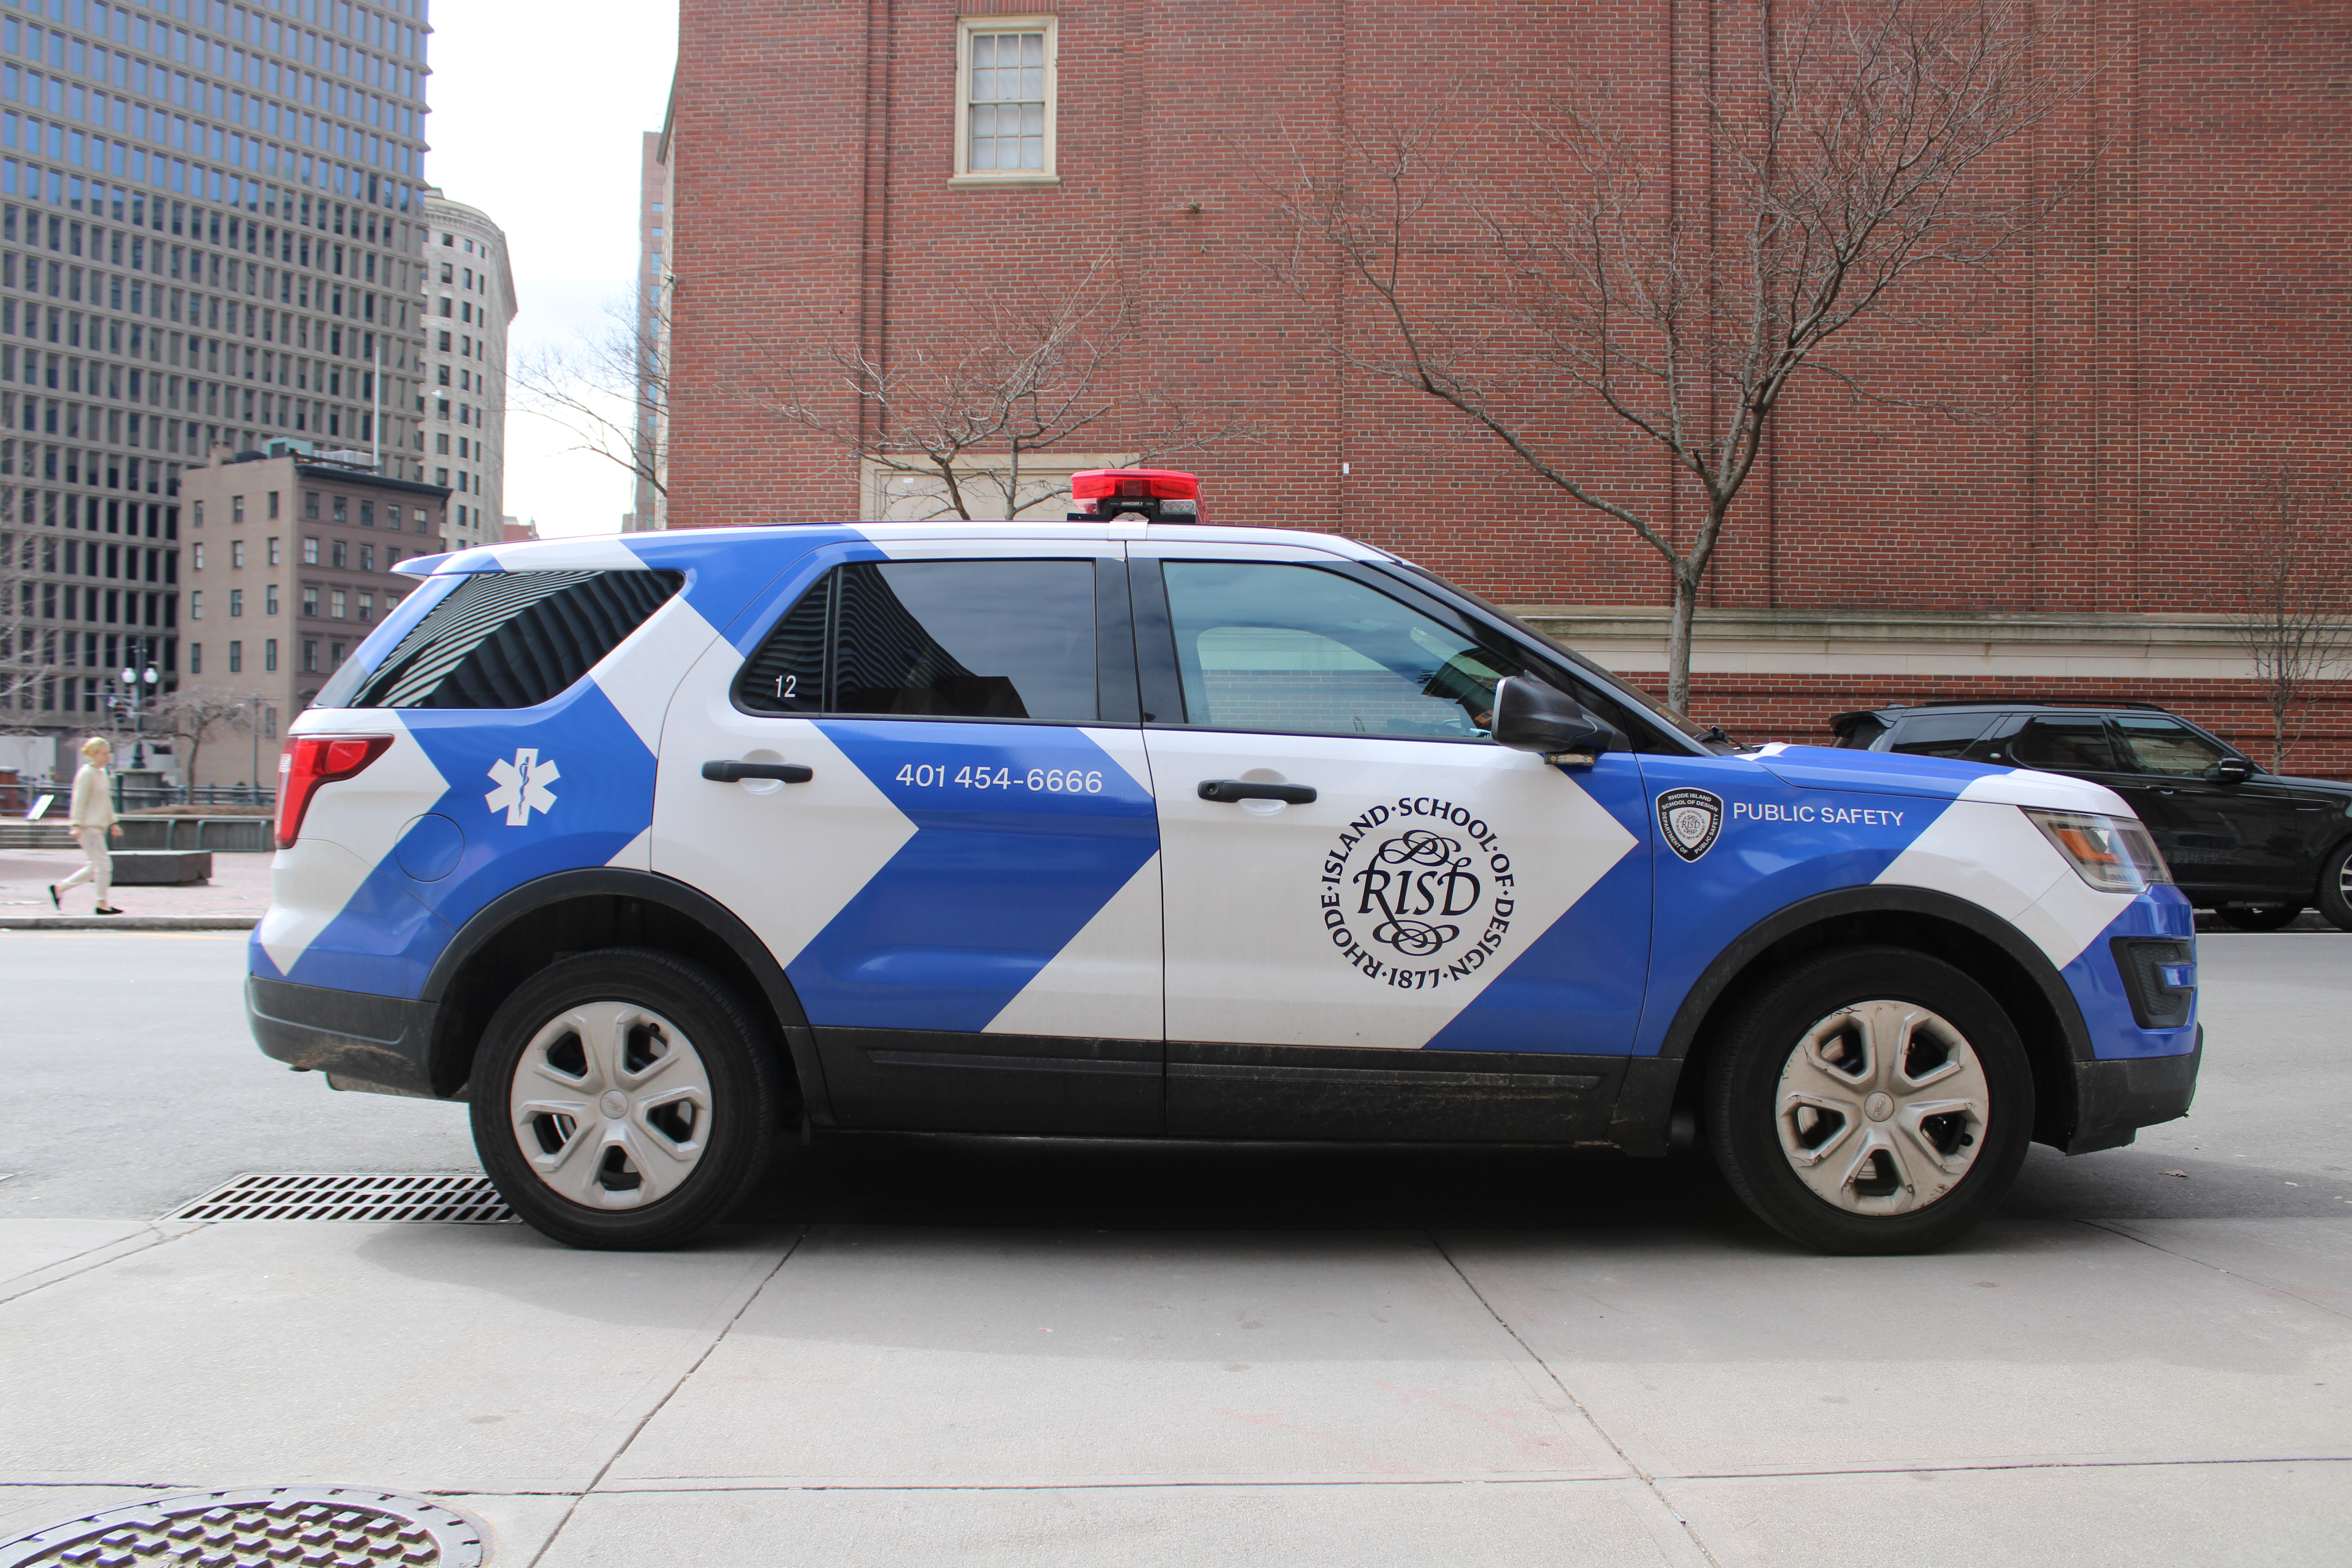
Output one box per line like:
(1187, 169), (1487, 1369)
(486, 747), (560, 826)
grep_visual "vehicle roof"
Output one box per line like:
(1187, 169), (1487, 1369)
(392, 519), (1398, 578)
(1833, 698), (2180, 725)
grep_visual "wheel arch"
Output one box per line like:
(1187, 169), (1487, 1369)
(420, 868), (826, 1118)
(1623, 887), (2094, 1153)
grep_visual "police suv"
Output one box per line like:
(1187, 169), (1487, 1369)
(248, 470), (2200, 1254)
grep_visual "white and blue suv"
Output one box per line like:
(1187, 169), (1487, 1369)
(247, 471), (2201, 1253)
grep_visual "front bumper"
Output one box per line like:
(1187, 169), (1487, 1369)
(247, 976), (444, 1099)
(2065, 1025), (2201, 1154)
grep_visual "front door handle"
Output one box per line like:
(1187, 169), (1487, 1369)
(702, 760), (813, 784)
(1198, 779), (1316, 804)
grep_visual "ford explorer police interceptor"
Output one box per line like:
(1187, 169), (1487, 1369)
(247, 469), (2201, 1254)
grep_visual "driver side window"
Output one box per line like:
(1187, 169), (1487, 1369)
(1160, 561), (1522, 740)
(2114, 715), (2235, 778)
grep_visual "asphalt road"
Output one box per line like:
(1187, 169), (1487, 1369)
(0, 930), (2346, 1566)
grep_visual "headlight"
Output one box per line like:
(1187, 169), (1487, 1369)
(2022, 808), (2172, 893)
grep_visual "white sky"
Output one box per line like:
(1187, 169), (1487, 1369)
(422, 2), (677, 539)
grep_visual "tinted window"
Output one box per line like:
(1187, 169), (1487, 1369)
(1161, 561), (1528, 739)
(2115, 715), (2235, 778)
(737, 560), (1099, 723)
(1879, 712), (1994, 757)
(325, 570), (681, 710)
(1974, 713), (2123, 772)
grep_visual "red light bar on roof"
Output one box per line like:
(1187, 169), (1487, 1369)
(1067, 468), (1202, 521)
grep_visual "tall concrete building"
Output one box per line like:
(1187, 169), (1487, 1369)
(622, 124), (668, 533)
(175, 441), (448, 787)
(416, 188), (510, 554)
(0, 0), (434, 779)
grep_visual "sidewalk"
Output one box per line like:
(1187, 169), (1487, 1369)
(0, 847), (269, 929)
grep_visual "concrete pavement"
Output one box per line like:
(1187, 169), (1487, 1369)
(1, 931), (2347, 1565)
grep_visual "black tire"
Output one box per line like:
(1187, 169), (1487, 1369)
(2315, 842), (2352, 932)
(469, 948), (780, 1250)
(1703, 946), (2033, 1255)
(2214, 902), (2301, 933)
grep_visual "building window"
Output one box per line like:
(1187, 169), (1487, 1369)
(268, 490), (281, 520)
(303, 537), (320, 566)
(331, 590), (347, 619)
(227, 639), (241, 674)
(361, 501), (376, 528)
(302, 586), (319, 617)
(358, 593), (375, 623)
(189, 642), (201, 674)
(232, 495), (245, 523)
(359, 544), (374, 573)
(268, 538), (281, 566)
(303, 639), (318, 673)
(193, 500), (205, 527)
(264, 639), (278, 673)
(229, 588), (243, 618)
(387, 548), (402, 570)
(331, 641), (347, 668)
(189, 590), (202, 619)
(266, 585), (279, 615)
(332, 540), (347, 569)
(192, 543), (205, 570)
(333, 496), (348, 523)
(955, 18), (1056, 182)
(264, 707), (278, 739)
(231, 541), (245, 569)
(304, 491), (320, 519)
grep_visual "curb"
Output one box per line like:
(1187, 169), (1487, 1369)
(0, 916), (259, 931)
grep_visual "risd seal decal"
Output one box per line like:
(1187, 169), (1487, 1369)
(1320, 797), (1518, 990)
(1656, 787), (1724, 863)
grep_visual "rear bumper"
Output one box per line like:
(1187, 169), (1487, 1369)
(247, 976), (443, 1099)
(2065, 1027), (2201, 1154)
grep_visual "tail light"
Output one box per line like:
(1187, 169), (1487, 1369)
(277, 734), (394, 848)
(1068, 468), (1201, 521)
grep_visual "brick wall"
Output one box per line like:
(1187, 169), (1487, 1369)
(668, 1), (2350, 740)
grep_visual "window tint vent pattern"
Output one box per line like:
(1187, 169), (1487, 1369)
(343, 570), (682, 710)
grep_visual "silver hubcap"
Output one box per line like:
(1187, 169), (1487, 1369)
(509, 1001), (714, 1210)
(1775, 999), (1990, 1216)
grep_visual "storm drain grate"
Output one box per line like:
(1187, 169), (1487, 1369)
(0, 1486), (485, 1568)
(163, 1172), (517, 1224)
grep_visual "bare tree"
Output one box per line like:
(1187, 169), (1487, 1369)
(2230, 471), (2350, 772)
(0, 488), (45, 716)
(154, 689), (256, 793)
(511, 296), (666, 511)
(759, 252), (1251, 520)
(1262, 0), (2074, 714)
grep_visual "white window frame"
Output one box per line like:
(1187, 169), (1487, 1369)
(951, 14), (1059, 187)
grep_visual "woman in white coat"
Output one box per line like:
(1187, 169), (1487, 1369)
(50, 735), (123, 915)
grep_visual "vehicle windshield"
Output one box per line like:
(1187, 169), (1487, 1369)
(1386, 561), (1722, 749)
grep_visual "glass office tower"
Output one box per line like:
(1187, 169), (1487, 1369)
(0, 0), (430, 767)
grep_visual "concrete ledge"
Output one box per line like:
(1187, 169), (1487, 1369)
(0, 916), (257, 931)
(109, 850), (213, 886)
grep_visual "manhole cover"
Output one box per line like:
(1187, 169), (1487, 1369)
(163, 1173), (517, 1224)
(0, 1486), (485, 1567)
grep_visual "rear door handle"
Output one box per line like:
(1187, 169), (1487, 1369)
(702, 760), (813, 783)
(1198, 779), (1316, 804)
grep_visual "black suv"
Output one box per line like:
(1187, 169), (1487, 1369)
(1832, 701), (2352, 932)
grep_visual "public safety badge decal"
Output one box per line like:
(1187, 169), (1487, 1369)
(1656, 787), (1723, 863)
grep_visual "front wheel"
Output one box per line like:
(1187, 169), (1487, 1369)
(1704, 947), (2033, 1255)
(470, 948), (780, 1250)
(2315, 842), (2352, 933)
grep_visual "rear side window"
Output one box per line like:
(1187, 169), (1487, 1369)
(1877, 711), (1994, 757)
(324, 570), (682, 709)
(737, 559), (1100, 722)
(1966, 713), (2123, 772)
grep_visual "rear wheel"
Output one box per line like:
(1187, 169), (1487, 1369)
(2214, 902), (2301, 933)
(2316, 842), (2352, 933)
(1704, 947), (2033, 1255)
(470, 948), (780, 1250)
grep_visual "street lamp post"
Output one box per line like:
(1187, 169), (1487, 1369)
(118, 644), (158, 770)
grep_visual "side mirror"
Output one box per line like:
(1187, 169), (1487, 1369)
(1492, 677), (1614, 765)
(2214, 756), (2255, 786)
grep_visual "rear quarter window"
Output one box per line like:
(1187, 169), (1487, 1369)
(316, 569), (682, 710)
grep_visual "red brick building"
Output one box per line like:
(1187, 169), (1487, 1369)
(663, 2), (2352, 769)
